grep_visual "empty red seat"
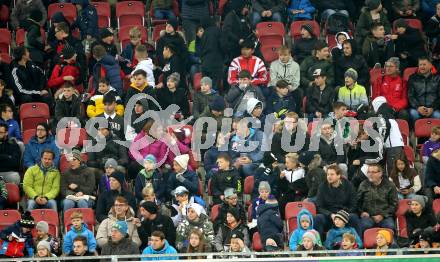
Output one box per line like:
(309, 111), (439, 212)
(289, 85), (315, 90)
(192, 72), (202, 91)
(433, 199), (440, 215)
(0, 28), (11, 54)
(256, 22), (285, 46)
(153, 24), (166, 45)
(0, 210), (21, 230)
(260, 45), (280, 63)
(6, 183), (20, 209)
(48, 3), (77, 24)
(91, 2), (111, 28)
(19, 103), (50, 133)
(403, 67), (418, 83)
(118, 25), (148, 50)
(116, 1), (145, 28)
(252, 232), (263, 251)
(0, 53), (11, 64)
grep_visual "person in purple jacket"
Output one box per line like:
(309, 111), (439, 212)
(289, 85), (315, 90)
(422, 126), (440, 164)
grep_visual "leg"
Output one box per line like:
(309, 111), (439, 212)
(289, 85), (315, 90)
(241, 163), (258, 177)
(378, 217), (396, 232)
(271, 12), (283, 23)
(27, 199), (38, 211)
(409, 108), (421, 124)
(360, 217), (375, 233)
(251, 11), (262, 28)
(348, 213), (362, 237)
(182, 19), (198, 47)
(0, 172), (20, 185)
(46, 200), (57, 211)
(164, 10), (176, 20)
(314, 214), (331, 237)
(154, 9), (165, 19)
(63, 199), (76, 212)
(77, 199), (93, 208)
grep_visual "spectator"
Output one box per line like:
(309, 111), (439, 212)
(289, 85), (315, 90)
(292, 24), (319, 64)
(68, 236), (95, 259)
(156, 18), (187, 68)
(125, 99), (151, 141)
(120, 27), (143, 74)
(214, 208), (250, 251)
(405, 195), (437, 244)
(54, 83), (84, 126)
(214, 188), (247, 233)
(148, 0), (176, 20)
(424, 148), (440, 200)
(10, 0), (46, 29)
(252, 152), (280, 199)
(125, 69), (155, 107)
(71, 0), (99, 40)
(96, 196), (141, 248)
(0, 177), (7, 209)
(331, 32), (350, 59)
(132, 45), (155, 87)
(0, 123), (21, 184)
(23, 123), (60, 169)
(335, 40), (370, 89)
(92, 45), (123, 94)
(356, 0), (392, 47)
(186, 228), (213, 258)
(357, 164), (398, 233)
(393, 19), (427, 69)
(270, 46), (300, 92)
(135, 155), (165, 203)
(257, 197), (284, 251)
(170, 186), (206, 227)
(34, 221), (61, 256)
(200, 17), (224, 88)
(95, 172), (136, 222)
(140, 186), (171, 216)
(392, 0), (420, 18)
(250, 182), (273, 223)
(311, 0), (353, 22)
(188, 25), (203, 78)
(35, 240), (57, 258)
(289, 208), (315, 251)
(0, 212), (35, 257)
(337, 68), (369, 115)
(407, 57), (440, 121)
(137, 201), (176, 250)
(422, 126), (440, 164)
(0, 104), (21, 141)
(98, 158), (117, 194)
(88, 28), (117, 74)
(296, 230), (326, 255)
(337, 233), (363, 256)
(63, 211), (97, 255)
(300, 41), (334, 89)
(141, 230), (178, 261)
(389, 153), (421, 199)
(21, 10), (45, 66)
(266, 80), (299, 119)
(0, 80), (14, 109)
(100, 221), (140, 257)
(156, 72), (190, 118)
(95, 93), (125, 139)
(288, 0), (316, 21)
(324, 210), (363, 250)
(211, 153), (241, 205)
(48, 46), (83, 94)
(302, 152), (326, 201)
(47, 12), (69, 50)
(375, 229), (394, 256)
(160, 44), (187, 90)
(193, 77), (219, 119)
(426, 3), (440, 59)
(167, 154), (199, 197)
(250, 0), (285, 27)
(87, 78), (124, 118)
(197, 96), (226, 134)
(61, 149), (96, 211)
(23, 149), (60, 211)
(176, 203), (214, 252)
(306, 69), (336, 120)
(313, 123), (347, 172)
(362, 23), (395, 68)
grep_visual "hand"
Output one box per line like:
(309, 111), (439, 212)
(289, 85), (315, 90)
(75, 192), (84, 197)
(399, 10), (404, 16)
(133, 218), (141, 227)
(155, 82), (163, 89)
(69, 183), (78, 190)
(291, 10), (300, 14)
(261, 11), (268, 17)
(220, 195), (225, 201)
(352, 160), (361, 166)
(239, 39), (244, 45)
(406, 10), (413, 15)
(400, 188), (409, 195)
(390, 34), (398, 40)
(434, 186), (440, 195)
(400, 53), (408, 59)
(7, 235), (13, 241)
(40, 197), (48, 205)
(372, 214), (384, 223)
(361, 212), (370, 218)
(40, 90), (49, 96)
(44, 45), (51, 51)
(63, 76), (75, 81)
(300, 9), (305, 13)
(426, 107), (434, 116)
(266, 10), (272, 17)
(280, 171), (286, 178)
(315, 112), (322, 118)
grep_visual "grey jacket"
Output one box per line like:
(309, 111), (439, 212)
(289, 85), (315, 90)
(269, 57), (300, 89)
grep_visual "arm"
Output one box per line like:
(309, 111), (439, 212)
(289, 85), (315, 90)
(383, 186), (398, 217)
(411, 174), (422, 193)
(211, 174), (222, 197)
(11, 67), (41, 95)
(227, 60), (239, 85)
(44, 172), (60, 200)
(407, 78), (418, 108)
(213, 227), (224, 251)
(291, 63), (300, 90)
(251, 60), (269, 86)
(95, 220), (109, 247)
(86, 8), (99, 37)
(81, 170), (96, 195)
(63, 232), (73, 253)
(181, 173), (199, 195)
(23, 170), (38, 199)
(87, 230), (97, 252)
(289, 231), (300, 251)
(37, 0), (47, 26)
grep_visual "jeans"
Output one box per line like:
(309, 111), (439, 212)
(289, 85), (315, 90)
(398, 192), (418, 200)
(27, 199), (57, 211)
(315, 213), (362, 238)
(182, 19), (199, 47)
(321, 9), (349, 24)
(154, 9), (176, 20)
(409, 108), (440, 123)
(63, 199), (95, 212)
(251, 11), (283, 28)
(360, 216), (395, 233)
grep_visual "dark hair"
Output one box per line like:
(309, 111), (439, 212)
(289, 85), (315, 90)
(368, 163), (383, 173)
(56, 22), (70, 34)
(0, 103), (11, 113)
(92, 45), (106, 59)
(333, 101), (347, 110)
(0, 122), (8, 132)
(13, 46), (27, 61)
(0, 79), (6, 87)
(217, 152), (231, 163)
(326, 164), (343, 176)
(276, 80), (289, 88)
(41, 149), (55, 159)
(36, 122), (50, 133)
(98, 78), (109, 85)
(73, 235), (88, 246)
(389, 153), (416, 188)
(151, 230), (165, 240)
(62, 81), (74, 89)
(163, 44), (176, 54)
(370, 22), (384, 31)
(103, 93), (116, 104)
(314, 41), (328, 51)
(132, 69), (147, 78)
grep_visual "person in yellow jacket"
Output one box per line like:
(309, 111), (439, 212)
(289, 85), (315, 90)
(337, 68), (369, 116)
(23, 149), (60, 211)
(86, 78), (124, 118)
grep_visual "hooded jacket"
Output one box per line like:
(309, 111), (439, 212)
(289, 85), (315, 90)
(211, 168), (242, 204)
(10, 60), (45, 98)
(87, 88), (124, 118)
(11, 0), (47, 28)
(23, 164), (60, 200)
(132, 59), (155, 87)
(289, 208), (314, 250)
(405, 206), (437, 240)
(0, 222), (34, 257)
(63, 223), (97, 254)
(193, 90), (219, 119)
(95, 189), (137, 222)
(355, 7), (392, 44)
(138, 214), (176, 250)
(141, 240), (178, 260)
(257, 202), (284, 247)
(228, 55), (269, 86)
(135, 169), (165, 202)
(292, 37), (318, 64)
(0, 137), (21, 172)
(266, 90), (298, 119)
(269, 56), (300, 89)
(47, 59), (82, 91)
(372, 74), (407, 111)
(156, 31), (187, 67)
(167, 169), (199, 197)
(214, 222), (249, 251)
(0, 118), (21, 141)
(288, 0), (315, 20)
(23, 135), (60, 168)
(60, 164), (96, 198)
(357, 178), (398, 218)
(324, 226), (363, 249)
(96, 208), (141, 247)
(334, 40), (370, 88)
(71, 0), (99, 39)
(300, 56), (335, 88)
(306, 83), (336, 115)
(407, 70), (440, 110)
(425, 155), (440, 188)
(93, 55), (123, 94)
(176, 214), (214, 251)
(54, 93), (84, 123)
(124, 82), (156, 107)
(22, 18), (45, 64)
(395, 27), (427, 62)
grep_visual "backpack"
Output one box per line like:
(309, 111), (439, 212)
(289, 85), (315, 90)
(326, 13), (351, 35)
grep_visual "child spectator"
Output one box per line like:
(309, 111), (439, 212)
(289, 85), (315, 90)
(269, 46), (300, 93)
(54, 82), (84, 126)
(48, 43), (82, 95)
(266, 80), (298, 119)
(120, 26), (143, 73)
(332, 32), (350, 59)
(125, 69), (155, 106)
(34, 221), (61, 256)
(214, 208), (250, 251)
(193, 77), (220, 119)
(250, 181), (273, 222)
(245, 98), (265, 128)
(296, 229), (326, 255)
(337, 68), (369, 116)
(424, 148), (440, 200)
(134, 154), (165, 203)
(324, 210), (363, 250)
(63, 211), (97, 255)
(228, 231), (251, 255)
(35, 240), (57, 258)
(337, 233), (363, 256)
(289, 208), (315, 251)
(71, 0), (99, 40)
(67, 236), (95, 258)
(98, 158), (117, 194)
(187, 228), (212, 258)
(132, 45), (155, 87)
(423, 126), (440, 164)
(92, 45), (123, 94)
(211, 153), (241, 205)
(0, 211), (35, 257)
(214, 188), (247, 233)
(405, 195), (437, 244)
(375, 229), (393, 256)
(87, 78), (124, 118)
(170, 186), (206, 227)
(156, 72), (190, 119)
(306, 69), (336, 121)
(389, 154), (421, 199)
(252, 152), (280, 199)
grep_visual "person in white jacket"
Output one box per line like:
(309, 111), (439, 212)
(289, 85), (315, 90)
(131, 44), (155, 87)
(269, 46), (300, 91)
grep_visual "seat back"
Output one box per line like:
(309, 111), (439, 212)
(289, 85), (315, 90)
(6, 183), (20, 207)
(415, 119), (440, 146)
(64, 208), (96, 232)
(403, 145), (415, 165)
(261, 45), (280, 64)
(116, 1), (145, 28)
(363, 228), (393, 248)
(48, 3), (77, 24)
(393, 19), (423, 33)
(396, 199), (412, 237)
(256, 22), (285, 46)
(285, 202), (316, 236)
(31, 209), (59, 237)
(433, 199), (440, 216)
(0, 210), (21, 230)
(19, 103), (50, 132)
(243, 176), (254, 206)
(0, 28), (11, 54)
(290, 20), (320, 40)
(60, 153), (89, 173)
(252, 232), (263, 251)
(56, 128), (88, 150)
(91, 2), (111, 28)
(23, 129), (36, 144)
(403, 67), (418, 83)
(396, 119), (410, 145)
(210, 204), (220, 222)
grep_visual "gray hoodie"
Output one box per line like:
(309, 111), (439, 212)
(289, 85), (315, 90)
(269, 56), (300, 90)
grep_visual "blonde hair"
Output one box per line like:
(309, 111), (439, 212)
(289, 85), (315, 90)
(142, 185), (155, 197)
(285, 153), (299, 165)
(342, 233), (355, 244)
(432, 126), (440, 135)
(129, 26), (142, 40)
(70, 211), (83, 220)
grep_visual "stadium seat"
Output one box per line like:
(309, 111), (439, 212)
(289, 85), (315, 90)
(396, 119), (410, 145)
(0, 210), (21, 230)
(396, 199), (412, 238)
(23, 129), (36, 144)
(217, 0), (228, 17)
(433, 199), (440, 215)
(149, 0), (179, 25)
(192, 72), (202, 91)
(244, 176), (254, 206)
(0, 53), (11, 63)
(91, 2), (111, 28)
(19, 103), (50, 133)
(252, 232), (263, 251)
(56, 128), (88, 150)
(393, 19), (423, 33)
(403, 67), (418, 83)
(16, 28), (46, 47)
(256, 22), (285, 46)
(369, 68), (383, 98)
(64, 208), (95, 232)
(31, 209), (59, 237)
(290, 20), (320, 40)
(363, 228), (394, 248)
(260, 45), (280, 63)
(0, 5), (9, 27)
(403, 145), (415, 165)
(153, 24), (166, 46)
(6, 183), (20, 209)
(247, 204), (252, 222)
(48, 3), (77, 24)
(415, 119), (440, 149)
(60, 153), (89, 173)
(118, 25), (148, 50)
(0, 28), (11, 54)
(210, 204), (220, 222)
(116, 1), (145, 28)
(285, 202), (316, 237)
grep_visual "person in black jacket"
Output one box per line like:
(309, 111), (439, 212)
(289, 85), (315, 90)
(405, 195), (437, 243)
(71, 0), (99, 40)
(156, 18), (188, 68)
(0, 123), (21, 184)
(47, 12), (69, 50)
(95, 93), (125, 140)
(250, 0), (285, 28)
(54, 83), (84, 127)
(393, 19), (427, 69)
(137, 201), (176, 250)
(252, 152), (280, 199)
(92, 45), (123, 94)
(156, 72), (189, 119)
(266, 80), (298, 119)
(159, 44), (187, 90)
(200, 17), (224, 89)
(211, 153), (241, 205)
(426, 3), (440, 62)
(214, 188), (247, 232)
(256, 197), (284, 251)
(312, 123), (347, 173)
(292, 24), (319, 64)
(306, 69), (336, 121)
(21, 9), (46, 66)
(362, 22), (395, 68)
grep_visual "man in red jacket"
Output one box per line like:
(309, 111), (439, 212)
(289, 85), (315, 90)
(48, 45), (82, 96)
(372, 57), (409, 121)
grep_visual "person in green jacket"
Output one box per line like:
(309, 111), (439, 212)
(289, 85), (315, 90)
(23, 149), (60, 211)
(337, 68), (369, 116)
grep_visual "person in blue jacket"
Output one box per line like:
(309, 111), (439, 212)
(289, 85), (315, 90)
(23, 123), (60, 169)
(167, 154), (199, 198)
(0, 211), (35, 258)
(63, 210), (97, 254)
(92, 45), (123, 94)
(0, 104), (21, 141)
(135, 154), (166, 203)
(288, 0), (316, 21)
(142, 230), (178, 261)
(289, 208), (314, 250)
(324, 210), (363, 250)
(71, 0), (99, 40)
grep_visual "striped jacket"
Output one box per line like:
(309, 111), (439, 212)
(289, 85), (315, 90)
(228, 55), (269, 86)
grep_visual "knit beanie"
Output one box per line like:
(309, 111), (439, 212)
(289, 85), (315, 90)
(112, 221), (128, 236)
(366, 0), (381, 10)
(109, 172), (126, 187)
(167, 17), (178, 31)
(227, 208), (241, 222)
(300, 214), (311, 223)
(29, 9), (43, 23)
(344, 68), (358, 81)
(37, 240), (51, 251)
(334, 210), (350, 224)
(167, 72), (180, 83)
(100, 27), (113, 39)
(200, 76), (212, 87)
(298, 151), (315, 167)
(20, 211), (35, 229)
(144, 154), (157, 166)
(412, 195), (428, 210)
(71, 148), (82, 162)
(395, 18), (408, 29)
(174, 154), (190, 170)
(302, 230), (318, 245)
(36, 221), (49, 234)
(258, 181), (271, 193)
(140, 201), (158, 214)
(62, 45), (76, 60)
(378, 230), (392, 244)
(105, 158), (118, 169)
(301, 23), (314, 37)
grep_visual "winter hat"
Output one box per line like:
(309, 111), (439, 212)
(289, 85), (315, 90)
(200, 76), (212, 87)
(167, 17), (179, 31)
(231, 231), (244, 241)
(262, 152), (278, 167)
(300, 214), (311, 223)
(112, 221), (128, 236)
(174, 186), (189, 196)
(167, 72), (181, 83)
(378, 229), (392, 244)
(71, 148), (82, 162)
(105, 158), (118, 169)
(412, 195), (428, 210)
(144, 154), (157, 165)
(224, 188), (237, 199)
(227, 208), (241, 222)
(366, 0), (381, 10)
(20, 211), (35, 228)
(372, 96), (387, 113)
(301, 23), (314, 37)
(188, 203), (204, 217)
(344, 68), (358, 81)
(109, 171), (126, 187)
(209, 96), (226, 111)
(312, 68), (325, 77)
(62, 45), (76, 60)
(36, 221), (49, 234)
(29, 9), (43, 23)
(246, 98), (263, 115)
(100, 27), (113, 39)
(334, 210), (350, 224)
(302, 230), (318, 245)
(298, 151), (315, 167)
(51, 12), (66, 23)
(37, 240), (51, 251)
(174, 154), (190, 170)
(386, 57), (400, 70)
(258, 181), (271, 193)
(395, 18), (408, 29)
(140, 201), (158, 214)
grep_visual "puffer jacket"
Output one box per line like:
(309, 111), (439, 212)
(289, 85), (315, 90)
(54, 93), (84, 124)
(324, 226), (363, 249)
(86, 88), (124, 118)
(292, 37), (318, 64)
(167, 170), (199, 197)
(300, 56), (335, 88)
(71, 0), (99, 39)
(288, 0), (315, 20)
(0, 222), (34, 257)
(229, 128), (264, 163)
(96, 208), (141, 247)
(266, 91), (297, 118)
(357, 178), (398, 218)
(257, 202), (284, 247)
(408, 70), (440, 109)
(176, 214), (215, 251)
(269, 56), (300, 89)
(289, 208), (314, 251)
(47, 60), (82, 91)
(23, 164), (60, 200)
(372, 74), (408, 111)
(306, 84), (336, 115)
(141, 240), (178, 261)
(211, 168), (242, 204)
(337, 83), (369, 111)
(93, 55), (123, 94)
(60, 164), (96, 198)
(23, 135), (60, 168)
(214, 222), (249, 251)
(134, 169), (165, 202)
(63, 223), (97, 254)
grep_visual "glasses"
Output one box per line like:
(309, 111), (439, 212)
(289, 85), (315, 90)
(114, 203), (127, 207)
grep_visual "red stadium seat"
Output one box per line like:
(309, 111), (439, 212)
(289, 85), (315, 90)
(396, 119), (410, 145)
(403, 67), (418, 83)
(433, 199), (440, 215)
(31, 209), (59, 237)
(285, 202), (316, 237)
(149, 0), (179, 25)
(153, 24), (166, 45)
(256, 22), (285, 46)
(0, 210), (21, 230)
(56, 128), (88, 150)
(16, 28), (46, 47)
(260, 45), (280, 63)
(0, 5), (9, 26)
(363, 228), (394, 248)
(415, 119), (440, 149)
(60, 153), (89, 173)
(393, 19), (423, 33)
(244, 176), (254, 206)
(48, 3), (77, 24)
(369, 68), (383, 98)
(252, 232), (263, 251)
(403, 145), (415, 164)
(0, 53), (11, 64)
(118, 25), (148, 50)
(192, 72), (202, 91)
(0, 28), (11, 54)
(6, 183), (20, 209)
(396, 199), (412, 238)
(64, 208), (95, 232)
(210, 204), (220, 222)
(247, 204), (252, 222)
(91, 2), (111, 28)
(207, 178), (212, 197)
(116, 1), (145, 28)
(23, 129), (36, 144)
(218, 0), (228, 17)
(19, 103), (50, 133)
(290, 20), (320, 40)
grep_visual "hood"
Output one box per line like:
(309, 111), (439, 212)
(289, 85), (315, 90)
(335, 32), (350, 49)
(296, 208), (314, 230)
(30, 134), (55, 145)
(372, 96), (387, 113)
(146, 240), (172, 254)
(137, 59), (153, 69)
(257, 202), (279, 216)
(52, 12), (68, 24)
(107, 206), (136, 221)
(188, 213), (209, 227)
(246, 98), (263, 115)
(72, 0), (89, 7)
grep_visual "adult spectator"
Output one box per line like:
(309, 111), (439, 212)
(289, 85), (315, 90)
(393, 19), (427, 69)
(54, 83), (84, 126)
(160, 44), (187, 90)
(67, 236), (96, 259)
(300, 41), (334, 89)
(95, 93), (125, 139)
(10, 47), (49, 105)
(0, 104), (21, 141)
(167, 154), (199, 197)
(120, 27), (142, 74)
(372, 57), (409, 121)
(132, 45), (155, 87)
(88, 28), (118, 74)
(424, 148), (440, 200)
(197, 96), (226, 133)
(266, 80), (299, 119)
(23, 123), (60, 169)
(21, 10), (45, 66)
(100, 221), (139, 257)
(95, 172), (136, 222)
(92, 45), (123, 94)
(71, 0), (99, 40)
(141, 231), (178, 260)
(407, 57), (440, 121)
(357, 164), (398, 233)
(362, 22), (395, 68)
(0, 123), (20, 184)
(181, 0), (210, 45)
(193, 77), (219, 119)
(315, 165), (361, 237)
(292, 24), (319, 64)
(336, 68), (369, 115)
(156, 18), (187, 68)
(48, 46), (84, 94)
(0, 211), (35, 257)
(23, 149), (60, 211)
(426, 3), (440, 58)
(311, 0), (354, 22)
(355, 0), (392, 47)
(0, 80), (14, 109)
(392, 0), (420, 18)
(214, 188), (247, 232)
(287, 0), (315, 22)
(334, 40), (370, 88)
(61, 149), (96, 211)
(250, 0), (285, 28)
(306, 69), (336, 120)
(47, 12), (70, 50)
(200, 18), (224, 88)
(136, 201), (176, 250)
(10, 0), (46, 29)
